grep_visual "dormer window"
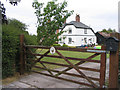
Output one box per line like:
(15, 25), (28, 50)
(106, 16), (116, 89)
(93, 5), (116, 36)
(84, 29), (87, 34)
(68, 28), (72, 34)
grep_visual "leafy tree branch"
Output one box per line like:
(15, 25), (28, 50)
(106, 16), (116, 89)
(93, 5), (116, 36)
(32, 0), (74, 46)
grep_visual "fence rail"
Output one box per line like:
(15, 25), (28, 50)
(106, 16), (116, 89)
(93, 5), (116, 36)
(25, 45), (106, 53)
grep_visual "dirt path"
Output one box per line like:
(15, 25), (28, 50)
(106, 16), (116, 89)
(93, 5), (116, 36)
(2, 59), (109, 88)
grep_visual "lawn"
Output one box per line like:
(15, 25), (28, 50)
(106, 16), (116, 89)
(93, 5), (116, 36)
(32, 48), (104, 71)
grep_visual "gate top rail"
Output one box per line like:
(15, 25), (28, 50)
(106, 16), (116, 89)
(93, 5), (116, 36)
(24, 45), (106, 53)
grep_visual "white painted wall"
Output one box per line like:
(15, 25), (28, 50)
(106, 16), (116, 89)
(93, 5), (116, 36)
(59, 25), (97, 46)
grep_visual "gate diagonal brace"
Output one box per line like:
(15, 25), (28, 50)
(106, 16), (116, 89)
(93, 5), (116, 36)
(34, 50), (50, 64)
(39, 61), (53, 75)
(30, 50), (49, 67)
(55, 53), (100, 77)
(33, 50), (53, 75)
(56, 50), (98, 88)
(27, 49), (50, 65)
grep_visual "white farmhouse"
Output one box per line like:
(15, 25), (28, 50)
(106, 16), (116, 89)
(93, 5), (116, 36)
(58, 14), (96, 46)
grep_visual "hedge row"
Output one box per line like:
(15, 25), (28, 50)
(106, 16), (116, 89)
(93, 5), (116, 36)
(2, 19), (38, 78)
(53, 44), (69, 47)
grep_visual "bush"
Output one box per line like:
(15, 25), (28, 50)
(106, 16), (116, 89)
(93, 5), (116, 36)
(2, 19), (38, 78)
(68, 46), (76, 48)
(2, 35), (17, 78)
(53, 44), (61, 47)
(2, 24), (19, 78)
(62, 44), (68, 47)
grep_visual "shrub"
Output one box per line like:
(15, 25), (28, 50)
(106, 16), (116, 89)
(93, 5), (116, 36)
(68, 46), (76, 48)
(62, 44), (68, 47)
(53, 44), (61, 47)
(2, 24), (19, 78)
(2, 35), (17, 78)
(2, 19), (38, 78)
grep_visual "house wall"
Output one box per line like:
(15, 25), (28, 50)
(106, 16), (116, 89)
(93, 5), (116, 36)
(59, 25), (97, 46)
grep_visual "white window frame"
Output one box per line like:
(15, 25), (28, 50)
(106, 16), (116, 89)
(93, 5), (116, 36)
(68, 38), (72, 44)
(68, 28), (72, 34)
(84, 29), (87, 34)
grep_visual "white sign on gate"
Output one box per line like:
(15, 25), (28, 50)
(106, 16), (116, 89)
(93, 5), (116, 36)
(50, 47), (56, 54)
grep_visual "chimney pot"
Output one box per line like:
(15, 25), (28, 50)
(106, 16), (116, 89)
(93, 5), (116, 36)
(76, 14), (80, 22)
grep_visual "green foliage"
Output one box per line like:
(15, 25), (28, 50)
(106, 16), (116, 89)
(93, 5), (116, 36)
(6, 0), (21, 6)
(8, 19), (28, 31)
(0, 1), (7, 24)
(2, 18), (37, 78)
(62, 44), (68, 47)
(101, 28), (116, 34)
(53, 44), (61, 47)
(68, 46), (76, 48)
(32, 0), (74, 46)
(2, 33), (17, 78)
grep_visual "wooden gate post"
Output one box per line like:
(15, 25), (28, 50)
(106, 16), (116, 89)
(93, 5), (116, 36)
(108, 33), (120, 88)
(20, 34), (25, 75)
(100, 45), (106, 88)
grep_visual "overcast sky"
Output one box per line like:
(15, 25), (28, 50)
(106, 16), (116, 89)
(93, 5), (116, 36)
(2, 0), (120, 35)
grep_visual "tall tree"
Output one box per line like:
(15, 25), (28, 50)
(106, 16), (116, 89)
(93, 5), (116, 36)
(0, 0), (22, 24)
(32, 0), (74, 46)
(0, 1), (7, 24)
(8, 19), (28, 31)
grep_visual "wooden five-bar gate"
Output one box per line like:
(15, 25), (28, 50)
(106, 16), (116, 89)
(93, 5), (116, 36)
(20, 33), (120, 88)
(20, 35), (107, 88)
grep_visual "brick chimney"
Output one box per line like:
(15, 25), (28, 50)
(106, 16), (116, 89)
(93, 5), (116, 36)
(76, 14), (80, 22)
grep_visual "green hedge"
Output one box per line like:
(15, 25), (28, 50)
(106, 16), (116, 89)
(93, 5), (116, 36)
(2, 19), (38, 78)
(53, 44), (61, 47)
(62, 44), (68, 47)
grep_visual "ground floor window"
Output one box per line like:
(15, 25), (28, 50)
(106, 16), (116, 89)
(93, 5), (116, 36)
(68, 38), (72, 44)
(84, 38), (87, 44)
(89, 38), (92, 44)
(93, 38), (94, 42)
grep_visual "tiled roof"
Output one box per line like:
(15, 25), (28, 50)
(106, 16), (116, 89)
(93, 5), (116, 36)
(98, 32), (110, 38)
(61, 21), (95, 34)
(62, 21), (92, 29)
